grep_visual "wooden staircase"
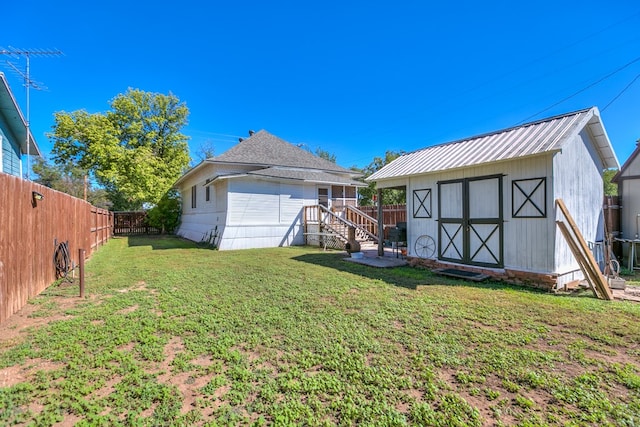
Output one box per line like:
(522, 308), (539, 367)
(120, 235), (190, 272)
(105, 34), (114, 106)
(303, 205), (379, 249)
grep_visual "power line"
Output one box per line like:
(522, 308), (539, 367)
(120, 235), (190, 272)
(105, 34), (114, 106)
(602, 72), (640, 112)
(517, 55), (640, 124)
(341, 10), (640, 144)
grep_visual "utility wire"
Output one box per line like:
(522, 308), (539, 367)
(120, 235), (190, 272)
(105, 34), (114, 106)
(602, 72), (640, 112)
(517, 55), (640, 124)
(342, 10), (640, 145)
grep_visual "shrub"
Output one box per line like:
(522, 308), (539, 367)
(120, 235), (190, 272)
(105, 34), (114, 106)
(147, 189), (181, 234)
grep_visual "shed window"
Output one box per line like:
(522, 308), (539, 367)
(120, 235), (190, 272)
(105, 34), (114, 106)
(413, 188), (432, 218)
(191, 185), (197, 209)
(205, 179), (211, 202)
(512, 178), (546, 218)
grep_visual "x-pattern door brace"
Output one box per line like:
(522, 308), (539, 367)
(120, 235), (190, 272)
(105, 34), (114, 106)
(441, 223), (463, 259)
(469, 224), (500, 264)
(513, 179), (545, 217)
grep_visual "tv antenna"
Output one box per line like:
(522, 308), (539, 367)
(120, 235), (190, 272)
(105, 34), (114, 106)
(0, 47), (63, 180)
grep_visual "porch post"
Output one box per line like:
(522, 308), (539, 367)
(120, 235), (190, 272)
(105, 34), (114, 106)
(377, 188), (384, 256)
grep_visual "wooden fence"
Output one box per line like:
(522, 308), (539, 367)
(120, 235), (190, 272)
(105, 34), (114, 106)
(603, 195), (621, 258)
(113, 211), (161, 235)
(358, 204), (407, 238)
(0, 173), (112, 324)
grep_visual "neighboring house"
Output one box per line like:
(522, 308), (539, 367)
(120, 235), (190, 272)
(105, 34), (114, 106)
(0, 72), (40, 177)
(367, 107), (619, 290)
(174, 130), (365, 250)
(613, 141), (640, 260)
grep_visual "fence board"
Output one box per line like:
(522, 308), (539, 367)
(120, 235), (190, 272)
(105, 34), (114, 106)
(113, 211), (161, 235)
(0, 174), (112, 324)
(359, 204), (407, 238)
(603, 196), (621, 258)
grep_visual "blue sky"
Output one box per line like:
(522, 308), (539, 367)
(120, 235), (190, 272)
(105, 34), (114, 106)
(2, 0), (640, 170)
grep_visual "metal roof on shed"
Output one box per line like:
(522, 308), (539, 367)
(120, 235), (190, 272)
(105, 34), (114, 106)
(367, 107), (619, 182)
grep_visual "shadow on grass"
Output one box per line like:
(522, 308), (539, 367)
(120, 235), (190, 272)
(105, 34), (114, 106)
(125, 235), (208, 250)
(292, 251), (543, 294)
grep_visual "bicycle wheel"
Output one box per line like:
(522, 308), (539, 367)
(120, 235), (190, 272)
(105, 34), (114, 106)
(609, 259), (620, 276)
(414, 235), (436, 259)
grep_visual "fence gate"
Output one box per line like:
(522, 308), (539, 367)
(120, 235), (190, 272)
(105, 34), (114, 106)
(113, 211), (161, 235)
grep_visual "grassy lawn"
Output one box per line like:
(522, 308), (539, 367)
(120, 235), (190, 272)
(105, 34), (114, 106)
(1, 236), (640, 426)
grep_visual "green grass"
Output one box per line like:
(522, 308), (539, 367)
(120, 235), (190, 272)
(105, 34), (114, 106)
(1, 235), (640, 426)
(620, 268), (640, 288)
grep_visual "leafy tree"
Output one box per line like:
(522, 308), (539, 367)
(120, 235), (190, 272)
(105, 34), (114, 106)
(147, 189), (181, 234)
(49, 88), (190, 210)
(31, 157), (111, 209)
(315, 147), (336, 163)
(192, 140), (216, 166)
(359, 150), (406, 206)
(603, 169), (618, 196)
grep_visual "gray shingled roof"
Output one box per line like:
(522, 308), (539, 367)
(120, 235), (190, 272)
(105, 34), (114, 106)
(212, 130), (353, 174)
(245, 167), (366, 186)
(367, 107), (618, 182)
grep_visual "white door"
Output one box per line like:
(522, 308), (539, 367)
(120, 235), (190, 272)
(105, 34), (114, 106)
(438, 175), (503, 268)
(318, 187), (329, 208)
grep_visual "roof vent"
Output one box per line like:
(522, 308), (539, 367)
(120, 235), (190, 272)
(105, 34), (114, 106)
(248, 130), (255, 136)
(239, 137), (244, 142)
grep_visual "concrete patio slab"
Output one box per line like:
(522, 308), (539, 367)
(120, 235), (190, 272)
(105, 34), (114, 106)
(342, 242), (408, 268)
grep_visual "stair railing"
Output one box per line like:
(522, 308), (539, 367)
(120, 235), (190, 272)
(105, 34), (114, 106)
(303, 205), (379, 243)
(344, 205), (379, 242)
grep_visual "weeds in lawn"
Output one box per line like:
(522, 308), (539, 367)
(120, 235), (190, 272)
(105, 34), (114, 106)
(1, 235), (640, 425)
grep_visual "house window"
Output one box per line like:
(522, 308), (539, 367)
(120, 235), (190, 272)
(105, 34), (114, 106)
(191, 185), (197, 209)
(205, 179), (211, 202)
(345, 186), (356, 198)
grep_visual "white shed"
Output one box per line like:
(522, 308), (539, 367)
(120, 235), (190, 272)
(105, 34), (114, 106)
(174, 130), (365, 250)
(367, 107), (619, 289)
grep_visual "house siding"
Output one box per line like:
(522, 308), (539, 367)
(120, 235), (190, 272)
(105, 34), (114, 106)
(228, 179), (280, 226)
(219, 178), (312, 250)
(0, 120), (22, 177)
(177, 166), (225, 243)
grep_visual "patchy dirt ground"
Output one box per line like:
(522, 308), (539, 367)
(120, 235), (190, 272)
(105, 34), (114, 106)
(2, 276), (640, 426)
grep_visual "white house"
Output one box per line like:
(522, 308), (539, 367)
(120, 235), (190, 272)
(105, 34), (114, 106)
(613, 142), (640, 265)
(367, 107), (619, 290)
(174, 130), (365, 250)
(0, 72), (40, 177)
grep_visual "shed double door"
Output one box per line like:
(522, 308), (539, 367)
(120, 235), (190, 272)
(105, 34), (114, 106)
(438, 175), (503, 268)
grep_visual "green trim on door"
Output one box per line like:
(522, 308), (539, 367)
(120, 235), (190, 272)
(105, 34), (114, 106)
(437, 174), (504, 268)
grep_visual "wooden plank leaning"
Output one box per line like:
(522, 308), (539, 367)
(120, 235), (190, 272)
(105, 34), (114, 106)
(556, 221), (603, 299)
(555, 199), (613, 300)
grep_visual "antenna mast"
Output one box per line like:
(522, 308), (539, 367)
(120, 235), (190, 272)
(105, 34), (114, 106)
(0, 47), (63, 180)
